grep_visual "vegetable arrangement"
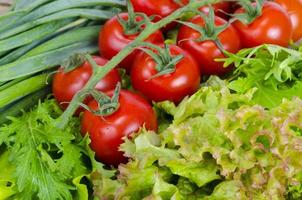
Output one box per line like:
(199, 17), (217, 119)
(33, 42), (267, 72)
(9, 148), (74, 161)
(0, 0), (125, 123)
(1, 0), (302, 199)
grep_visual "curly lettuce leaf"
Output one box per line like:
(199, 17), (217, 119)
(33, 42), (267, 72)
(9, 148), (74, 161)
(144, 173), (179, 200)
(121, 130), (180, 168)
(0, 151), (17, 200)
(85, 136), (121, 200)
(167, 158), (220, 187)
(98, 77), (302, 199)
(159, 82), (302, 199)
(223, 44), (302, 108)
(116, 161), (173, 200)
(203, 181), (247, 200)
(0, 100), (90, 200)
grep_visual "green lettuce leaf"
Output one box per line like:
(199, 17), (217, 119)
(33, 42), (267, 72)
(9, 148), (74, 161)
(166, 158), (220, 187)
(0, 151), (17, 200)
(99, 77), (302, 199)
(121, 130), (180, 168)
(86, 137), (121, 200)
(222, 44), (302, 109)
(203, 181), (247, 200)
(144, 174), (179, 200)
(116, 161), (173, 200)
(0, 99), (90, 200)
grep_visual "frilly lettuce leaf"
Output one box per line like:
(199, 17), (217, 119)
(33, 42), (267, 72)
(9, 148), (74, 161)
(115, 161), (173, 199)
(0, 99), (119, 200)
(83, 136), (121, 200)
(0, 151), (17, 200)
(0, 99), (88, 200)
(166, 158), (220, 187)
(222, 44), (302, 109)
(98, 76), (302, 199)
(203, 181), (247, 200)
(121, 130), (180, 168)
(157, 76), (255, 125)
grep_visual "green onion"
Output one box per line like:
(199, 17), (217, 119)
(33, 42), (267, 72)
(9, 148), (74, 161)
(0, 19), (90, 65)
(0, 19), (73, 53)
(0, 87), (51, 124)
(0, 76), (31, 92)
(21, 25), (100, 58)
(0, 41), (98, 82)
(2, 0), (124, 32)
(0, 0), (53, 32)
(0, 73), (49, 108)
(0, 0), (124, 120)
(13, 0), (53, 11)
(23, 0), (125, 21)
(0, 9), (113, 39)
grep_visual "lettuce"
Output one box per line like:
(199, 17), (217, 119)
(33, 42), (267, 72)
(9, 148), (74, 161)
(0, 151), (16, 200)
(221, 44), (302, 109)
(96, 77), (302, 199)
(0, 99), (110, 200)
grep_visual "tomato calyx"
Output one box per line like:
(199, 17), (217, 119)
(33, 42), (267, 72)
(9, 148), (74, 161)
(76, 54), (121, 117)
(178, 7), (229, 52)
(232, 0), (265, 24)
(80, 82), (121, 117)
(140, 43), (183, 79)
(117, 0), (151, 35)
(61, 53), (86, 73)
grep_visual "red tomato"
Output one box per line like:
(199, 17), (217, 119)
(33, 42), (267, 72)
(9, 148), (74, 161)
(131, 45), (200, 103)
(233, 1), (293, 47)
(177, 15), (241, 76)
(199, 2), (232, 19)
(130, 0), (231, 18)
(98, 13), (164, 72)
(52, 56), (121, 113)
(81, 90), (158, 166)
(275, 0), (302, 42)
(130, 0), (186, 19)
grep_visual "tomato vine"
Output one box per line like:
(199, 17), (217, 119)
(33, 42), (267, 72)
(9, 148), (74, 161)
(55, 0), (220, 129)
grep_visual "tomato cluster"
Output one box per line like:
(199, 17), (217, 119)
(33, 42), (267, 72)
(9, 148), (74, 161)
(52, 0), (302, 166)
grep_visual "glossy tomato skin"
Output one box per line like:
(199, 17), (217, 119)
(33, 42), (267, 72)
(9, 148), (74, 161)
(131, 45), (201, 103)
(199, 2), (232, 19)
(81, 90), (158, 166)
(98, 13), (164, 72)
(52, 56), (121, 113)
(177, 16), (241, 76)
(233, 1), (292, 47)
(130, 0), (187, 30)
(131, 0), (231, 18)
(275, 0), (302, 42)
(131, 0), (186, 18)
(130, 1), (232, 30)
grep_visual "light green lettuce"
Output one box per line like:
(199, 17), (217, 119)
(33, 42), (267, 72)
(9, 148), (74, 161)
(0, 151), (17, 200)
(0, 99), (118, 200)
(99, 77), (302, 199)
(221, 44), (302, 109)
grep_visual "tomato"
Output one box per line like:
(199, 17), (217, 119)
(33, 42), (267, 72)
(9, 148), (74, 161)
(131, 45), (200, 103)
(177, 15), (241, 76)
(52, 56), (121, 113)
(233, 1), (293, 47)
(275, 0), (302, 42)
(199, 2), (232, 19)
(130, 0), (186, 19)
(131, 0), (231, 19)
(130, 0), (186, 29)
(98, 13), (164, 72)
(81, 90), (157, 166)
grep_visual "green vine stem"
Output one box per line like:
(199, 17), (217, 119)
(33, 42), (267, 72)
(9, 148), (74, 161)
(56, 0), (219, 129)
